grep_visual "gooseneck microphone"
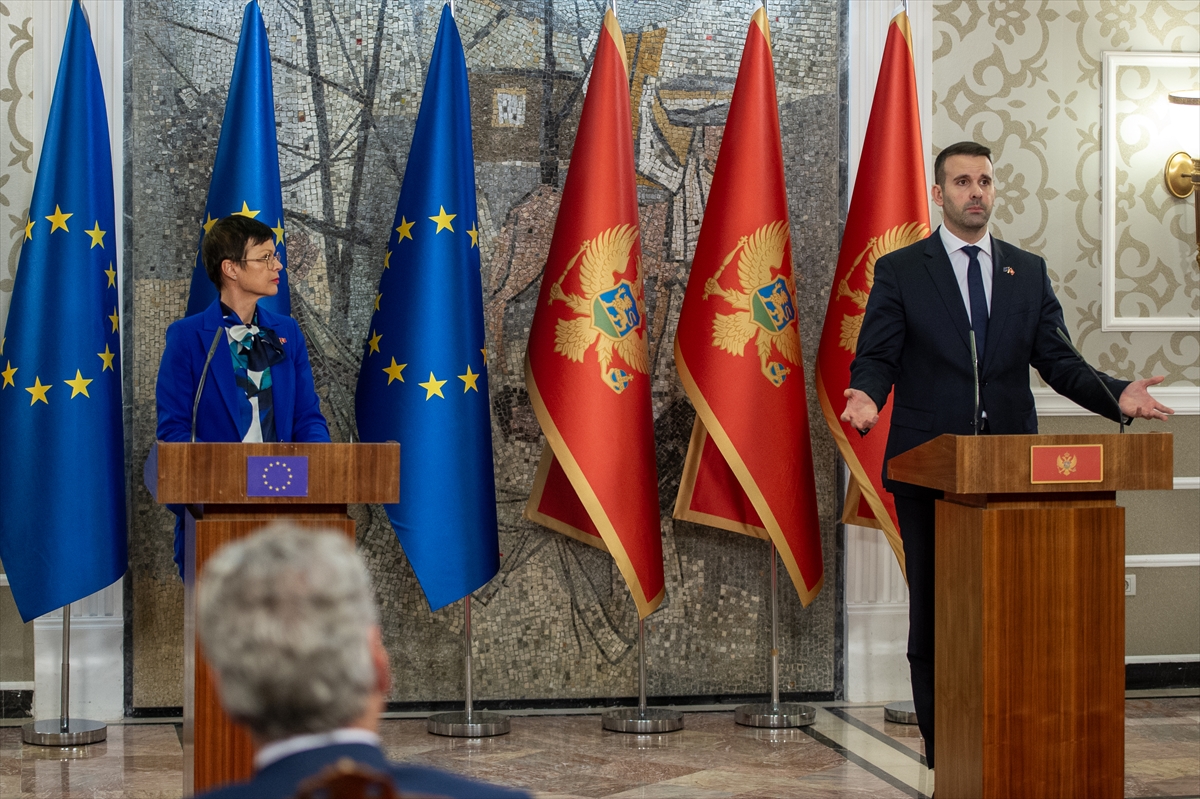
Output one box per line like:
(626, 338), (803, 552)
(969, 330), (981, 435)
(1054, 327), (1127, 434)
(191, 328), (225, 443)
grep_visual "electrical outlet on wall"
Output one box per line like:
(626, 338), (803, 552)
(1125, 574), (1136, 596)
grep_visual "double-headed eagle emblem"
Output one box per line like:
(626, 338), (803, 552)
(1056, 451), (1077, 477)
(704, 221), (800, 387)
(835, 221), (929, 352)
(548, 223), (649, 394)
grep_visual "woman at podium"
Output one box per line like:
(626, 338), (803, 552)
(155, 215), (330, 574)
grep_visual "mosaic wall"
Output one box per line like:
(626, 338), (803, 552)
(931, 0), (1199, 385)
(126, 0), (844, 709)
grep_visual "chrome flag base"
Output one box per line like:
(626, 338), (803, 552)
(22, 718), (107, 747)
(426, 710), (511, 738)
(602, 706), (684, 734)
(884, 700), (919, 724)
(734, 702), (816, 728)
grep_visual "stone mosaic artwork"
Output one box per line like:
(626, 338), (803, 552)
(127, 0), (843, 709)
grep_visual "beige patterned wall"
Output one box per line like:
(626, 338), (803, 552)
(932, 0), (1199, 385)
(0, 1), (35, 335)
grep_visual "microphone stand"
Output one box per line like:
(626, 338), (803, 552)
(1055, 328), (1127, 433)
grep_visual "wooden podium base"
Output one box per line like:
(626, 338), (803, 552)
(182, 506), (356, 797)
(935, 492), (1124, 799)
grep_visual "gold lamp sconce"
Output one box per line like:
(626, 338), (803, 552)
(1164, 89), (1199, 268)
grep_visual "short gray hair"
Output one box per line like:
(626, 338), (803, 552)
(196, 524), (379, 742)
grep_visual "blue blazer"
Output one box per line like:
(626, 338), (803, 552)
(155, 300), (330, 444)
(195, 742), (530, 799)
(849, 230), (1130, 496)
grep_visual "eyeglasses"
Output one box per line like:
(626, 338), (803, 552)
(241, 251), (281, 268)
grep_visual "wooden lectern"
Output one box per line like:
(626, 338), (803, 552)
(146, 442), (400, 797)
(888, 432), (1172, 799)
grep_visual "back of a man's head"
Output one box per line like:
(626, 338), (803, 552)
(197, 524), (379, 743)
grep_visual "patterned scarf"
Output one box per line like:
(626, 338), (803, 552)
(220, 303), (286, 442)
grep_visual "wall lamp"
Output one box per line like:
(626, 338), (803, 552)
(1164, 89), (1199, 269)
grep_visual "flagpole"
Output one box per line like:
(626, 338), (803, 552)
(427, 596), (511, 737)
(22, 604), (107, 746)
(734, 546), (816, 728)
(602, 617), (684, 733)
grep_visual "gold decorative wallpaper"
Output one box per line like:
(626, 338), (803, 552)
(932, 0), (1199, 385)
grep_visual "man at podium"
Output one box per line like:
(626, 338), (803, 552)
(840, 141), (1173, 769)
(155, 215), (330, 574)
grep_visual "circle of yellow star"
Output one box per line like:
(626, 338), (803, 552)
(104, 263), (117, 288)
(234, 201), (260, 219)
(374, 293), (382, 311)
(429, 206), (456, 234)
(203, 213), (219, 234)
(24, 218), (34, 240)
(467, 222), (479, 248)
(25, 376), (51, 405)
(383, 249), (393, 269)
(367, 330), (382, 355)
(45, 205), (72, 233)
(97, 344), (116, 371)
(109, 307), (120, 332)
(458, 365), (481, 393)
(395, 217), (415, 242)
(272, 219), (285, 245)
(419, 372), (447, 400)
(85, 221), (106, 249)
(1, 361), (16, 388)
(383, 357), (407, 385)
(65, 369), (93, 398)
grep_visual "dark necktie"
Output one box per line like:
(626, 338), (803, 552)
(962, 244), (988, 363)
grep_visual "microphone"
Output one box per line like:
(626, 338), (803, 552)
(969, 329), (981, 435)
(1054, 327), (1127, 433)
(192, 328), (224, 443)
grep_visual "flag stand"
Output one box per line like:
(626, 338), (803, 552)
(734, 545), (816, 728)
(427, 596), (510, 737)
(884, 700), (919, 724)
(22, 605), (107, 746)
(601, 617), (684, 733)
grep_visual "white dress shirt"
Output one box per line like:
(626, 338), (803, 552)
(938, 224), (994, 323)
(254, 728), (382, 771)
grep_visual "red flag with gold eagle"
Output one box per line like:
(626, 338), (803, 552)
(673, 5), (823, 606)
(524, 8), (664, 618)
(815, 7), (929, 573)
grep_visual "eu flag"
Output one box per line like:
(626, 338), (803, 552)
(354, 5), (499, 611)
(184, 0), (289, 316)
(0, 0), (127, 622)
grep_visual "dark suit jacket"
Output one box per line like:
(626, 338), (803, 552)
(849, 230), (1129, 496)
(155, 299), (330, 444)
(194, 742), (530, 799)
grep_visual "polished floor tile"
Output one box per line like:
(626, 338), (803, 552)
(0, 697), (1196, 798)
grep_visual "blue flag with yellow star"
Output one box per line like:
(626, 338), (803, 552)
(185, 0), (289, 316)
(0, 0), (127, 623)
(354, 5), (498, 611)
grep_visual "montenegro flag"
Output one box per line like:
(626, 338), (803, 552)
(524, 9), (664, 619)
(672, 5), (823, 607)
(815, 7), (929, 574)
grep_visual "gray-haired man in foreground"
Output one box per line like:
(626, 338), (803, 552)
(195, 524), (528, 799)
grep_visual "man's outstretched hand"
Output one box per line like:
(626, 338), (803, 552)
(841, 388), (880, 434)
(1119, 376), (1174, 422)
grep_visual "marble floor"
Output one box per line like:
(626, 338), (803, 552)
(0, 695), (1196, 798)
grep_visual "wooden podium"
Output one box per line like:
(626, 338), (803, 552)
(146, 442), (400, 797)
(888, 432), (1172, 799)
